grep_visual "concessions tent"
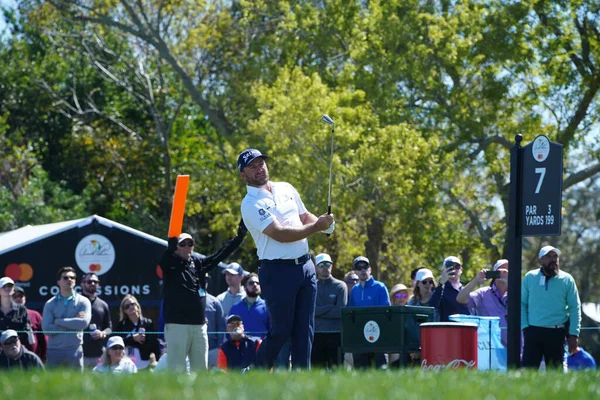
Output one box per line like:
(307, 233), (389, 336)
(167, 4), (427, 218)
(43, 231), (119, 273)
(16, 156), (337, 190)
(0, 215), (169, 311)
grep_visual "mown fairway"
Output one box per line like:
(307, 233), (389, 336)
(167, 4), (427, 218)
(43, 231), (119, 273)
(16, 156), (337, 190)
(1, 369), (599, 399)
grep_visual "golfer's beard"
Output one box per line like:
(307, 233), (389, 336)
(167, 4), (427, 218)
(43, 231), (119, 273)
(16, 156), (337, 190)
(543, 262), (558, 277)
(247, 173), (269, 186)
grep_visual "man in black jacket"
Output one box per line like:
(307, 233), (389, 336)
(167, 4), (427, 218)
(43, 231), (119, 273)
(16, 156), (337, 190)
(0, 329), (44, 371)
(159, 220), (246, 372)
(81, 272), (112, 369)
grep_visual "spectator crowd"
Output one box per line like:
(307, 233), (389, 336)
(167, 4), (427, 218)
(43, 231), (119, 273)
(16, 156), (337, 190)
(0, 243), (595, 373)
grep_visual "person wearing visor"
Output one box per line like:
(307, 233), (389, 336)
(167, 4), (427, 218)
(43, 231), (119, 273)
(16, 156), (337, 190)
(92, 336), (137, 374)
(457, 259), (510, 347)
(430, 256), (469, 322)
(312, 253), (347, 369)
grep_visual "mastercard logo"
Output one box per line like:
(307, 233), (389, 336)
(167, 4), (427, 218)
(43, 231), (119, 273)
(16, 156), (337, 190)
(5, 263), (34, 282)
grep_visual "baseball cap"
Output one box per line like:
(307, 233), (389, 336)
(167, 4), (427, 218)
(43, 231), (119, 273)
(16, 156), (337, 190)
(390, 284), (409, 295)
(223, 262), (245, 276)
(177, 233), (194, 244)
(353, 256), (370, 268)
(13, 286), (25, 295)
(0, 277), (15, 288)
(415, 268), (434, 282)
(493, 259), (509, 271)
(226, 314), (243, 325)
(538, 245), (561, 259)
(0, 329), (18, 345)
(314, 253), (332, 266)
(107, 336), (125, 349)
(443, 256), (461, 267)
(237, 149), (269, 172)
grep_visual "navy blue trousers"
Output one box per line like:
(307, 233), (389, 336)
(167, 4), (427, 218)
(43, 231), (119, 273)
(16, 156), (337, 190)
(256, 259), (317, 369)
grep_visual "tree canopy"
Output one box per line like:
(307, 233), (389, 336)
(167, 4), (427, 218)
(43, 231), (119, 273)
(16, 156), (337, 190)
(2, 0), (600, 299)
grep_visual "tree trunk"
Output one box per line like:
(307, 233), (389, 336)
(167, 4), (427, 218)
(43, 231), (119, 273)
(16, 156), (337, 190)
(365, 215), (385, 280)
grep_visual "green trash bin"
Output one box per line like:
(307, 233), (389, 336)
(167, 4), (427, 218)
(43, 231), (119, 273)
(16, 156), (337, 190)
(340, 305), (435, 367)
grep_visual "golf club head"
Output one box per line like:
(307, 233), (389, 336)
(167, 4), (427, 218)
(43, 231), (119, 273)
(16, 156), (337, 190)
(321, 114), (334, 125)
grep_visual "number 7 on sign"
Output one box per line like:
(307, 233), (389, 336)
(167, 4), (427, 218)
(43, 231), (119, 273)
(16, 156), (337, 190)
(534, 168), (546, 194)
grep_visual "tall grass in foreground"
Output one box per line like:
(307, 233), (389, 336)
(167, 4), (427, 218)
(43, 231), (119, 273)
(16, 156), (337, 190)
(1, 369), (599, 399)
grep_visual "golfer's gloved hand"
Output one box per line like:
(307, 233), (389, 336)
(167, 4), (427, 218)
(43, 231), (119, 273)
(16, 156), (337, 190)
(237, 218), (248, 238)
(167, 237), (178, 252)
(321, 220), (335, 234)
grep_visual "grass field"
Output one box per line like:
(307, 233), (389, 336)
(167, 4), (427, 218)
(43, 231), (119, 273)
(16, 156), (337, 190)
(1, 369), (599, 399)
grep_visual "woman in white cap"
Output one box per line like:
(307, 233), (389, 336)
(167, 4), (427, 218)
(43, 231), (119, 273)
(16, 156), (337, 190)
(407, 269), (438, 320)
(93, 336), (137, 374)
(0, 277), (34, 348)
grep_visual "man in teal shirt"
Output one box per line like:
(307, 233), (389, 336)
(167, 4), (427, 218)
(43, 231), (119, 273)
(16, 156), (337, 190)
(521, 245), (581, 369)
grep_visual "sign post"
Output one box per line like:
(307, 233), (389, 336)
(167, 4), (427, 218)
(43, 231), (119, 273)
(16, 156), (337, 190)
(521, 135), (563, 236)
(507, 134), (563, 369)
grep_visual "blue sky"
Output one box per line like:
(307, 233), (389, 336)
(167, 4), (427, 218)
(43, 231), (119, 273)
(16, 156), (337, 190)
(0, 0), (16, 35)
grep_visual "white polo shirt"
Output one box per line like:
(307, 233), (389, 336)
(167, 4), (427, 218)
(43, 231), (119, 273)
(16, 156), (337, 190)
(241, 181), (309, 260)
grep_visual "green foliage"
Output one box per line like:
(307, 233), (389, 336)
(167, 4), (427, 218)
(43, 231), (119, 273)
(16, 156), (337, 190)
(2, 0), (600, 292)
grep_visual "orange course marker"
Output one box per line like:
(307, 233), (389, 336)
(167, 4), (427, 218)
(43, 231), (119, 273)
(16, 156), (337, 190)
(168, 175), (190, 238)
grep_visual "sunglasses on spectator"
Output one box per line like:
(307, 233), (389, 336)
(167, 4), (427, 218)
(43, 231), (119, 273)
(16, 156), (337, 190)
(354, 264), (369, 271)
(394, 293), (409, 299)
(247, 281), (260, 286)
(84, 280), (99, 285)
(445, 261), (461, 269)
(2, 337), (18, 345)
(345, 278), (359, 284)
(110, 346), (124, 351)
(421, 280), (435, 285)
(123, 303), (137, 310)
(317, 262), (332, 268)
(178, 241), (194, 247)
(62, 275), (76, 281)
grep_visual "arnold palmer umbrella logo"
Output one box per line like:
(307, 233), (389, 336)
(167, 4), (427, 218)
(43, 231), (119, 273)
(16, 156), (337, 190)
(75, 234), (116, 275)
(363, 320), (381, 343)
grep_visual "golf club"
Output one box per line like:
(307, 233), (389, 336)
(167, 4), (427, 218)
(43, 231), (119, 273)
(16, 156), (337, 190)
(321, 114), (335, 221)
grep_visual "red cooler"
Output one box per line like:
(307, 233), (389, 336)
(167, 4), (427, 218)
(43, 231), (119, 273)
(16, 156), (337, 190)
(420, 322), (478, 371)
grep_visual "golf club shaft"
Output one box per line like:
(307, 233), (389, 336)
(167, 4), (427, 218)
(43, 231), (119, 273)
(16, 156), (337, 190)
(328, 124), (334, 215)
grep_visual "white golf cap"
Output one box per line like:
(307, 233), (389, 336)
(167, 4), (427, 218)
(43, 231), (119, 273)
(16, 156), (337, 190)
(443, 256), (461, 266)
(177, 233), (194, 244)
(539, 245), (561, 259)
(107, 336), (125, 349)
(415, 268), (434, 282)
(493, 259), (509, 271)
(0, 277), (15, 288)
(314, 253), (332, 266)
(0, 329), (18, 344)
